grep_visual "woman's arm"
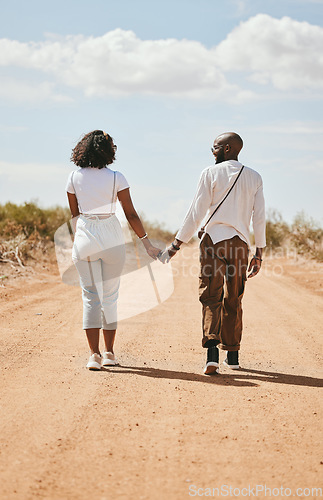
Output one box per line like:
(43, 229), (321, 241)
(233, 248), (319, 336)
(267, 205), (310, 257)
(117, 188), (161, 260)
(67, 192), (80, 233)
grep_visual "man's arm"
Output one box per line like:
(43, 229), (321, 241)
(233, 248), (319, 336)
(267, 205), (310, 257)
(175, 169), (213, 244)
(159, 170), (212, 262)
(248, 179), (266, 278)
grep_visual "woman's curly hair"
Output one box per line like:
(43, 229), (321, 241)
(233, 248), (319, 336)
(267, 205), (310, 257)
(71, 130), (116, 169)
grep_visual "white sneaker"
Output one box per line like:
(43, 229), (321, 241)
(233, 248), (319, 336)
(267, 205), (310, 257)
(102, 352), (119, 367)
(86, 353), (102, 370)
(223, 359), (240, 370)
(203, 362), (219, 375)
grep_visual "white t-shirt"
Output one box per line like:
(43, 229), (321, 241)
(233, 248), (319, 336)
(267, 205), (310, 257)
(66, 167), (129, 215)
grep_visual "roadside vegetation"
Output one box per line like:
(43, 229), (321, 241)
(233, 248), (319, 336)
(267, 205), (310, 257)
(0, 201), (174, 272)
(265, 209), (323, 262)
(0, 202), (322, 276)
(0, 201), (70, 269)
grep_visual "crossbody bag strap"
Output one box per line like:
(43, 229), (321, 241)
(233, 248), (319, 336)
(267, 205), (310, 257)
(202, 165), (245, 229)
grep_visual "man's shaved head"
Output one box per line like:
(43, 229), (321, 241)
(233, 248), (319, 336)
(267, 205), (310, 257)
(216, 132), (243, 153)
(212, 132), (243, 164)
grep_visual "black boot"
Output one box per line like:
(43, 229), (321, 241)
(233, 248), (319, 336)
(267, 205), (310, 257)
(203, 342), (219, 375)
(223, 350), (240, 369)
(207, 345), (219, 364)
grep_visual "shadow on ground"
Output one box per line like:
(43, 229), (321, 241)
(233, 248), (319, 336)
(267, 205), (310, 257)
(99, 365), (323, 388)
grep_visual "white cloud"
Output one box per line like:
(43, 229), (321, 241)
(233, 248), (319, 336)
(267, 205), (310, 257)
(0, 15), (322, 102)
(253, 121), (323, 135)
(0, 161), (69, 207)
(293, 157), (323, 173)
(0, 124), (28, 132)
(215, 14), (323, 90)
(0, 161), (66, 181)
(0, 30), (241, 101)
(0, 77), (72, 103)
(230, 0), (249, 16)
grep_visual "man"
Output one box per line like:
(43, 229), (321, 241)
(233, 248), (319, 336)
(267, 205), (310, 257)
(162, 132), (266, 375)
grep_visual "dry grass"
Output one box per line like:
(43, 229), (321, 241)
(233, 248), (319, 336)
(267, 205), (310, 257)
(0, 202), (174, 284)
(1, 203), (322, 286)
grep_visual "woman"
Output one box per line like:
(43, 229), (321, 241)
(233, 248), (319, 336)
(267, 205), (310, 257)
(66, 130), (161, 370)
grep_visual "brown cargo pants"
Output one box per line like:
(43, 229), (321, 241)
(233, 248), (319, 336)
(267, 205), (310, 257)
(199, 234), (249, 351)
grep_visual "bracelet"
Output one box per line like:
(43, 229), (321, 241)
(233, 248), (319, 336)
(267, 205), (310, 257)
(171, 242), (181, 251)
(139, 233), (148, 240)
(253, 255), (263, 262)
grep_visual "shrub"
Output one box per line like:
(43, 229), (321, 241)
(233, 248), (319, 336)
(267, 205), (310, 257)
(265, 209), (290, 251)
(291, 212), (323, 262)
(0, 201), (70, 241)
(0, 201), (70, 267)
(0, 201), (175, 268)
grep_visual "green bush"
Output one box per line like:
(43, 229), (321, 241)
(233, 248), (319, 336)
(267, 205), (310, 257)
(0, 202), (174, 243)
(0, 201), (175, 267)
(0, 201), (70, 241)
(265, 209), (290, 250)
(291, 212), (323, 262)
(2, 202), (322, 263)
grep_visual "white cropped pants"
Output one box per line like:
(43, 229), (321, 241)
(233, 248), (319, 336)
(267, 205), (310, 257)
(72, 215), (126, 330)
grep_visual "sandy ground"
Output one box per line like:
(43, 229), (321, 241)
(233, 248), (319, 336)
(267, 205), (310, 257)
(0, 245), (322, 500)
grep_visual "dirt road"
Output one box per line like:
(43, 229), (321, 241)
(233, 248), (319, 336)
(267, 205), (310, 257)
(0, 246), (322, 499)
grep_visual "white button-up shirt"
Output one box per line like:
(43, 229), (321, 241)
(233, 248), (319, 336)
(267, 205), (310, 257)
(176, 160), (266, 249)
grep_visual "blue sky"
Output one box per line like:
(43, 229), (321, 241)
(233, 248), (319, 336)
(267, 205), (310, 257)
(0, 0), (322, 231)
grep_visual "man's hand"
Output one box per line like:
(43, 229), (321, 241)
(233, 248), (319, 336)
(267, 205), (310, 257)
(158, 246), (177, 264)
(158, 239), (182, 263)
(247, 255), (262, 278)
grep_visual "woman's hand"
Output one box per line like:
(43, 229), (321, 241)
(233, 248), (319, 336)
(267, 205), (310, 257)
(141, 238), (162, 260)
(146, 244), (163, 260)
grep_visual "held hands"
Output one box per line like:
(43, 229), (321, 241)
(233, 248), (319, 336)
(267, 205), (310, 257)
(158, 241), (182, 263)
(248, 255), (262, 278)
(140, 236), (181, 263)
(146, 245), (163, 260)
(158, 245), (178, 264)
(141, 237), (162, 261)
